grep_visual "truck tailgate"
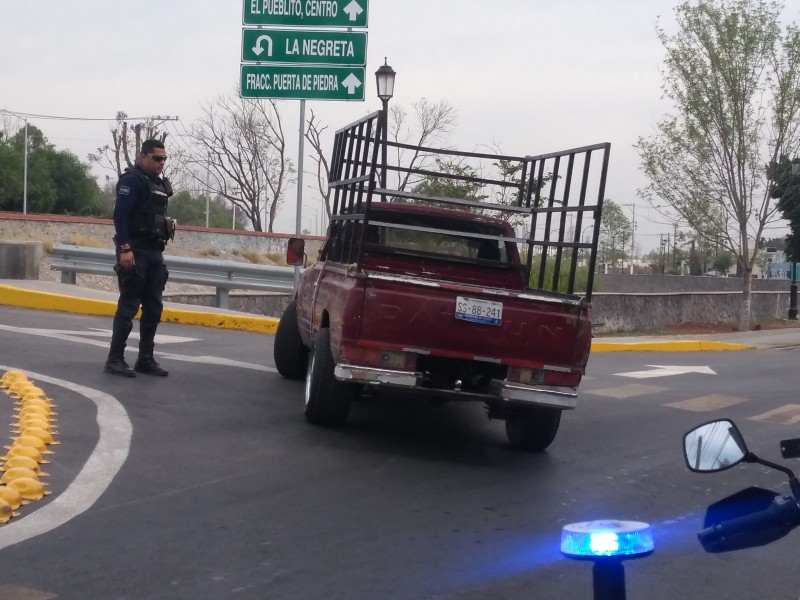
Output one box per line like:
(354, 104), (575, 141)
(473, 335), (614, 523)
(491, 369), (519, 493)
(357, 273), (587, 368)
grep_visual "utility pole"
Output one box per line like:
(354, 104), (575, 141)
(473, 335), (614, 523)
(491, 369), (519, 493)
(673, 222), (679, 270)
(622, 203), (636, 275)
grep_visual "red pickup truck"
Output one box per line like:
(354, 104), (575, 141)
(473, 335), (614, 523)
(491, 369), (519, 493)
(275, 112), (609, 451)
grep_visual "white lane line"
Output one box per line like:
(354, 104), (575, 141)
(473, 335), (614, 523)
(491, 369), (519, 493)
(0, 324), (275, 372)
(155, 353), (276, 372)
(0, 366), (132, 551)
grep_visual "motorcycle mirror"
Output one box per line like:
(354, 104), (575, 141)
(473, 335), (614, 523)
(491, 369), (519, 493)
(683, 419), (748, 473)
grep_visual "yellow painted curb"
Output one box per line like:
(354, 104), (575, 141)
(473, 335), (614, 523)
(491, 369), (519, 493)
(592, 340), (754, 352)
(0, 284), (279, 334)
(0, 284), (117, 317)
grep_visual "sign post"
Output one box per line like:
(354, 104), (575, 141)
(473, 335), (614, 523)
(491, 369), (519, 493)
(240, 0), (369, 289)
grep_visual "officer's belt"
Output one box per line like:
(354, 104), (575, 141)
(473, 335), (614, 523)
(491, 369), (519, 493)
(131, 238), (164, 251)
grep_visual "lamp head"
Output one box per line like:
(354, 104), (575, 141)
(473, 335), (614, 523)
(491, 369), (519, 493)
(375, 58), (396, 103)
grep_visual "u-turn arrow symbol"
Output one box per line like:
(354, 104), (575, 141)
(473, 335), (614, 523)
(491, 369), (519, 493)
(252, 35), (273, 57)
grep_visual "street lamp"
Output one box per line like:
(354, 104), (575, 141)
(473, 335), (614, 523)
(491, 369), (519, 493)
(375, 58), (396, 196)
(788, 157), (800, 320)
(1, 111), (28, 214)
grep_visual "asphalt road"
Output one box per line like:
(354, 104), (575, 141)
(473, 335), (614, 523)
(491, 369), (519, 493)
(1, 305), (799, 600)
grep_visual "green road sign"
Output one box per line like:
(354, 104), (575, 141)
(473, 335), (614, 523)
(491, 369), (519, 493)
(242, 29), (366, 65)
(241, 64), (365, 100)
(243, 0), (368, 28)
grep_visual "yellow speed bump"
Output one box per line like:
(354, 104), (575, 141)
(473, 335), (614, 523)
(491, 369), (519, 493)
(2, 445), (49, 465)
(6, 435), (52, 455)
(19, 427), (58, 445)
(8, 380), (33, 397)
(7, 477), (50, 501)
(15, 405), (56, 421)
(0, 467), (40, 485)
(0, 485), (26, 509)
(0, 498), (19, 523)
(1, 455), (47, 476)
(0, 371), (28, 389)
(14, 417), (58, 434)
(15, 385), (45, 400)
(16, 398), (56, 414)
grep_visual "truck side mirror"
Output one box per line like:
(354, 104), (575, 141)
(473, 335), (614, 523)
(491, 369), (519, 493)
(286, 237), (306, 267)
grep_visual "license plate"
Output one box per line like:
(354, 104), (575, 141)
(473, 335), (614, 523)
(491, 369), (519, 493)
(455, 296), (503, 326)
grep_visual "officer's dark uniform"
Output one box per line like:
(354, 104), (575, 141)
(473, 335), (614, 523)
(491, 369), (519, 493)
(104, 164), (173, 377)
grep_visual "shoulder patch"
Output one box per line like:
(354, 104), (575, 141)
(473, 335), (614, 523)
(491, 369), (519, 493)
(119, 186), (131, 196)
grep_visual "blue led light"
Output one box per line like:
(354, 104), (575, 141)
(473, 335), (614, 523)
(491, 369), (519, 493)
(561, 520), (654, 559)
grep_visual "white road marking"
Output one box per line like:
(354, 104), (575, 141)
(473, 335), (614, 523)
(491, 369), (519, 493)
(156, 353), (277, 373)
(0, 324), (198, 346)
(0, 324), (274, 372)
(0, 366), (132, 551)
(616, 365), (717, 379)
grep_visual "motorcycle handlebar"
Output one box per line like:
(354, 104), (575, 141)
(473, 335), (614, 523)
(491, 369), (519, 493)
(698, 495), (800, 553)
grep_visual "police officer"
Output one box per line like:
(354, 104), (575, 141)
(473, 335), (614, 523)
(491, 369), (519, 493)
(104, 139), (174, 377)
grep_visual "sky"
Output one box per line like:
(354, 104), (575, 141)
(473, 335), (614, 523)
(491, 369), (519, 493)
(0, 0), (793, 252)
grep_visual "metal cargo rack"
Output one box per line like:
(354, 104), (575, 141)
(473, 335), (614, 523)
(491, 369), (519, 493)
(326, 110), (610, 302)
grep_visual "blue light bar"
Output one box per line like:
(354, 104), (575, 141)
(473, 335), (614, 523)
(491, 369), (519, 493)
(561, 520), (654, 559)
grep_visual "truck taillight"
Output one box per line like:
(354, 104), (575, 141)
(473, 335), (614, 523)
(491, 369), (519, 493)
(508, 367), (580, 388)
(342, 346), (416, 370)
(543, 370), (581, 388)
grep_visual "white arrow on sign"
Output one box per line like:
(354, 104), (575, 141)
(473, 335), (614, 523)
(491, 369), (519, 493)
(616, 365), (717, 379)
(342, 72), (362, 94)
(252, 34), (273, 57)
(343, 0), (364, 21)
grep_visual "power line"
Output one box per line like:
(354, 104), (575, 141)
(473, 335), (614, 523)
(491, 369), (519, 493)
(0, 109), (178, 122)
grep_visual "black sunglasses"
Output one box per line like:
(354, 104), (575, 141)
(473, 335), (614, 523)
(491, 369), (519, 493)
(147, 153), (168, 163)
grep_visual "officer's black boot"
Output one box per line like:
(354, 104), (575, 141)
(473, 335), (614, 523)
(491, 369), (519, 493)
(134, 353), (169, 377)
(104, 347), (136, 377)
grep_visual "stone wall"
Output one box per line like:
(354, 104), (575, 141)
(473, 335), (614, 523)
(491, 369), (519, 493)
(0, 213), (324, 259)
(1, 213), (794, 330)
(591, 291), (789, 331)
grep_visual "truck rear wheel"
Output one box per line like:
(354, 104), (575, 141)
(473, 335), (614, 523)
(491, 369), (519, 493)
(274, 300), (308, 380)
(505, 407), (562, 451)
(304, 328), (353, 426)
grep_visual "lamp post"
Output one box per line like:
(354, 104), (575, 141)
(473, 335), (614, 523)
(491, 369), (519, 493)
(622, 203), (636, 275)
(788, 157), (800, 320)
(375, 58), (396, 197)
(1, 111), (28, 214)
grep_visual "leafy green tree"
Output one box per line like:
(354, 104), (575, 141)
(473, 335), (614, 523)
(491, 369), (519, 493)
(167, 191), (245, 229)
(0, 124), (108, 216)
(412, 157), (487, 207)
(599, 200), (632, 271)
(635, 0), (800, 330)
(714, 251), (735, 274)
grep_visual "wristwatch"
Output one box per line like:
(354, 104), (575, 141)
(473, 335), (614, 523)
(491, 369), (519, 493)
(119, 244), (132, 254)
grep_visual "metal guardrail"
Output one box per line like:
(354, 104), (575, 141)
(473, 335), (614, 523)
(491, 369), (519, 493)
(50, 244), (295, 309)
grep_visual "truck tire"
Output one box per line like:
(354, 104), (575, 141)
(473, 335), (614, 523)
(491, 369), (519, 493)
(505, 407), (562, 451)
(274, 301), (308, 380)
(304, 328), (353, 426)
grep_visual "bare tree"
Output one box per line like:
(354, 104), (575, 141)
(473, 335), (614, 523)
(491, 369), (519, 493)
(389, 98), (457, 191)
(635, 0), (800, 330)
(185, 92), (295, 232)
(88, 112), (171, 177)
(304, 109), (332, 224)
(304, 98), (457, 223)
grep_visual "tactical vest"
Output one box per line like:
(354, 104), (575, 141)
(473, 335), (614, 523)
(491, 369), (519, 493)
(124, 166), (173, 242)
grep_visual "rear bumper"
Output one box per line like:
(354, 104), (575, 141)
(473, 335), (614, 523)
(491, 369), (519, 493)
(333, 363), (577, 410)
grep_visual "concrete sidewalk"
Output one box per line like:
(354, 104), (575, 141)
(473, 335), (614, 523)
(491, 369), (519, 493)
(2, 279), (800, 350)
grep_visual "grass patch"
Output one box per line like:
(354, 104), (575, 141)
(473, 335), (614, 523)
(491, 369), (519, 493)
(67, 234), (109, 248)
(200, 247), (220, 257)
(240, 249), (262, 264)
(527, 256), (590, 295)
